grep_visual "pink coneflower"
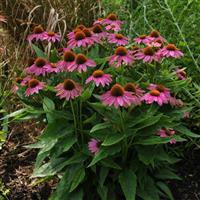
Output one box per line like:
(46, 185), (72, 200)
(157, 128), (176, 144)
(108, 33), (128, 46)
(12, 77), (23, 94)
(169, 96), (183, 107)
(148, 84), (171, 99)
(92, 24), (107, 41)
(147, 30), (165, 42)
(100, 84), (136, 108)
(45, 63), (61, 73)
(88, 138), (100, 154)
(158, 44), (183, 58)
(21, 76), (32, 86)
(42, 31), (61, 42)
(68, 31), (89, 48)
(57, 50), (76, 71)
(82, 28), (96, 45)
(68, 54), (96, 73)
(176, 68), (187, 80)
(109, 46), (134, 67)
(67, 25), (86, 40)
(86, 70), (112, 87)
(27, 25), (46, 42)
(135, 46), (161, 63)
(55, 79), (83, 100)
(104, 13), (122, 26)
(105, 23), (121, 32)
(148, 38), (164, 48)
(131, 46), (140, 56)
(93, 18), (105, 25)
(142, 89), (168, 106)
(124, 83), (144, 105)
(25, 57), (50, 76)
(25, 79), (45, 96)
(134, 34), (151, 44)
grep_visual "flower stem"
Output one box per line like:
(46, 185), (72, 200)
(119, 109), (128, 163)
(70, 100), (77, 137)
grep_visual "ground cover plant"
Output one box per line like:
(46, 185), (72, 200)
(7, 13), (200, 200)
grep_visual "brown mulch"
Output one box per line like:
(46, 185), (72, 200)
(0, 121), (53, 200)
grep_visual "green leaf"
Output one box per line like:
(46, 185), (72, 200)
(90, 122), (111, 133)
(69, 168), (85, 192)
(1, 108), (27, 120)
(83, 113), (96, 124)
(34, 139), (57, 169)
(155, 169), (181, 180)
(119, 170), (137, 200)
(88, 149), (108, 167)
(81, 83), (95, 101)
(136, 146), (157, 166)
(102, 133), (125, 146)
(157, 182), (174, 200)
(43, 97), (56, 123)
(174, 125), (200, 138)
(99, 167), (109, 188)
(101, 159), (121, 170)
(32, 44), (48, 59)
(49, 166), (76, 200)
(43, 97), (55, 111)
(69, 189), (83, 200)
(97, 185), (108, 200)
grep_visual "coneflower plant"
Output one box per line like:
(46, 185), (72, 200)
(8, 13), (199, 200)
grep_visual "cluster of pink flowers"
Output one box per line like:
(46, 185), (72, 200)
(27, 25), (61, 42)
(14, 13), (187, 154)
(133, 30), (183, 63)
(157, 128), (176, 144)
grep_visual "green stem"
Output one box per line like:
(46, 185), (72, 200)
(119, 109), (128, 163)
(70, 100), (77, 137)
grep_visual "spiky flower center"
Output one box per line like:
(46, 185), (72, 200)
(139, 34), (147, 39)
(63, 79), (75, 90)
(93, 24), (103, 33)
(50, 63), (57, 68)
(107, 13), (118, 21)
(82, 28), (92, 37)
(64, 51), (76, 62)
(33, 25), (44, 34)
(76, 54), (87, 64)
(154, 38), (162, 44)
(47, 31), (55, 37)
(76, 25), (86, 30)
(16, 77), (22, 84)
(166, 44), (177, 51)
(124, 83), (136, 93)
(115, 46), (128, 56)
(150, 89), (160, 96)
(156, 84), (165, 92)
(34, 58), (46, 68)
(111, 84), (124, 97)
(97, 18), (103, 21)
(143, 47), (154, 56)
(74, 31), (86, 41)
(115, 34), (124, 40)
(150, 30), (160, 38)
(92, 70), (104, 78)
(28, 79), (39, 88)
